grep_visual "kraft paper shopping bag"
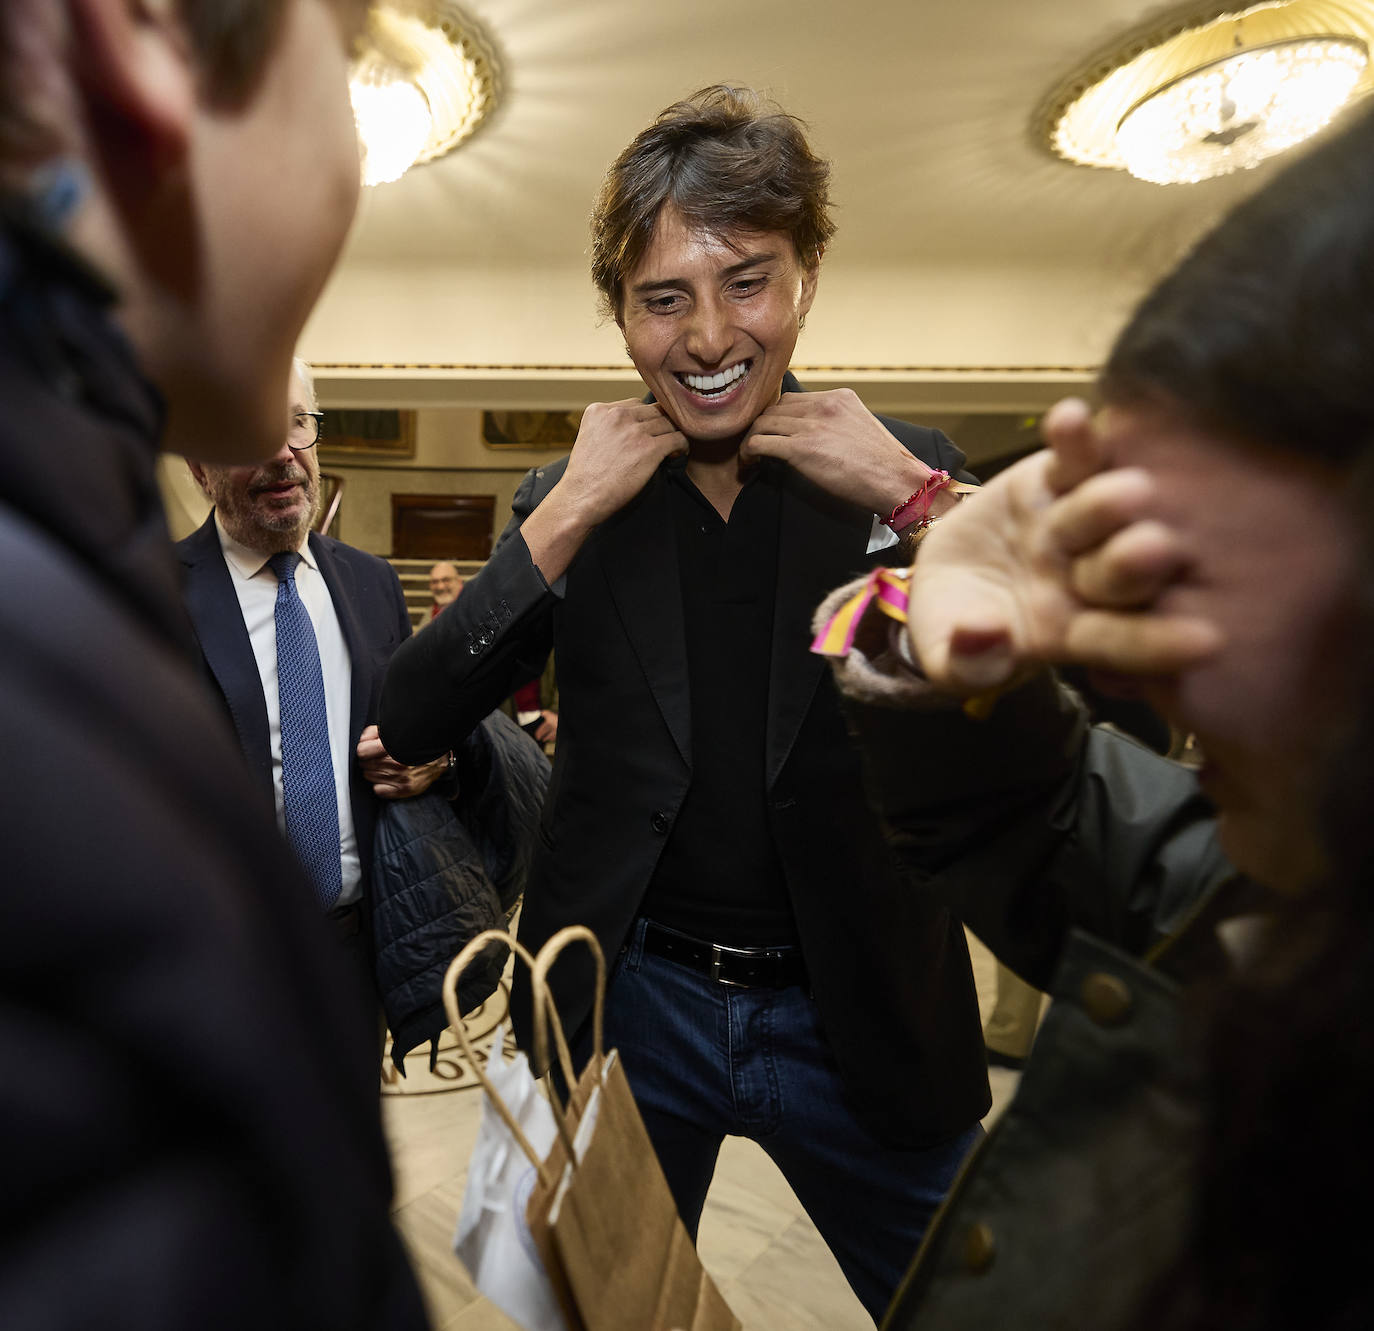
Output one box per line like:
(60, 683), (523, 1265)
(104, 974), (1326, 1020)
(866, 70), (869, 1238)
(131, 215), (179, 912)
(445, 932), (577, 1331)
(530, 927), (742, 1331)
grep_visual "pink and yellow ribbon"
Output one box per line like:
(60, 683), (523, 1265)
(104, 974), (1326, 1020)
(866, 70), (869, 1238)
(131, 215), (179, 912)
(811, 567), (913, 658)
(811, 565), (1001, 719)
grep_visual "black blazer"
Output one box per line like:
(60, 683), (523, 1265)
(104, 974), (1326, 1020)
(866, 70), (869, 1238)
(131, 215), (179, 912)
(176, 514), (413, 888)
(381, 380), (991, 1144)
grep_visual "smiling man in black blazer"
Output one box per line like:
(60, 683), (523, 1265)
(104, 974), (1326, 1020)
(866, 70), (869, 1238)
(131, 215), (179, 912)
(179, 359), (449, 1025)
(380, 86), (1044, 1319)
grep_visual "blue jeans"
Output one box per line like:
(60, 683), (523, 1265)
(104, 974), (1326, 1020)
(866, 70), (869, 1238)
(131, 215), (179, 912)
(581, 919), (983, 1322)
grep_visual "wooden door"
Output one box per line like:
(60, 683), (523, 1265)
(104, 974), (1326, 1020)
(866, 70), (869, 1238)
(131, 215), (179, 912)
(391, 494), (495, 560)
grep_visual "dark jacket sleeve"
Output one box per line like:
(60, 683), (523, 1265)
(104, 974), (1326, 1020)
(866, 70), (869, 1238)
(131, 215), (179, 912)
(840, 669), (1231, 990)
(380, 466), (559, 764)
(931, 426), (978, 486)
(372, 792), (505, 1065)
(372, 710), (550, 1067)
(2, 514), (427, 1331)
(876, 416), (978, 485)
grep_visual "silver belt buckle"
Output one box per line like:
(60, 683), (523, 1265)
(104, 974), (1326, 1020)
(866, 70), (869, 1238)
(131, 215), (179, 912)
(710, 942), (751, 988)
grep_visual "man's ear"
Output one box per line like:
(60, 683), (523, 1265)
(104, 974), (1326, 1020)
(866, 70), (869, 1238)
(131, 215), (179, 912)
(185, 457), (211, 496)
(68, 0), (196, 170)
(799, 254), (821, 320)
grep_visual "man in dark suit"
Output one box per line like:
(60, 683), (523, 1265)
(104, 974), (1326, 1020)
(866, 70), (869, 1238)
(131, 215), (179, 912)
(180, 359), (450, 1020)
(381, 86), (1053, 1319)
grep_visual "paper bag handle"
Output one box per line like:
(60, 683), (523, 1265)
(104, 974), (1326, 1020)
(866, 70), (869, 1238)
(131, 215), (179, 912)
(529, 924), (606, 1098)
(442, 930), (579, 1179)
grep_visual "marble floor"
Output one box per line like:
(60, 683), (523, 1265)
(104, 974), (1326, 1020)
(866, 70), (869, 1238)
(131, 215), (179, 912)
(383, 930), (1020, 1330)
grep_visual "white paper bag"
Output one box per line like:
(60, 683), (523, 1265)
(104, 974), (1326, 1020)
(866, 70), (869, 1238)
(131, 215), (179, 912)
(452, 1023), (570, 1331)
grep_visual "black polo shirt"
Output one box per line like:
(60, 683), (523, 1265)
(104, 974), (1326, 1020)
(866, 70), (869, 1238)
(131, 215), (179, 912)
(638, 461), (798, 947)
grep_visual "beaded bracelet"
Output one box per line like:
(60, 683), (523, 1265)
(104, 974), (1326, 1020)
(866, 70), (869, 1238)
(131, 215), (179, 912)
(882, 469), (952, 532)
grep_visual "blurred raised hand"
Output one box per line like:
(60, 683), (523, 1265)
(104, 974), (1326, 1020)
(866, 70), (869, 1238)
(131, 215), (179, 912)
(906, 399), (1219, 693)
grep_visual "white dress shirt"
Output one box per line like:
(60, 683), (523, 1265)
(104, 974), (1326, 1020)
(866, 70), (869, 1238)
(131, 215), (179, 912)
(866, 514), (899, 555)
(215, 516), (362, 907)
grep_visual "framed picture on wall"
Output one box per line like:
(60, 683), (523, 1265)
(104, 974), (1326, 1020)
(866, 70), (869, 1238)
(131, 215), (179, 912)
(481, 409), (582, 448)
(318, 408), (417, 459)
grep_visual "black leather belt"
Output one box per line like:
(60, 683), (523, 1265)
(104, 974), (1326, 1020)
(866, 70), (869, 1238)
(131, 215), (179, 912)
(642, 921), (808, 990)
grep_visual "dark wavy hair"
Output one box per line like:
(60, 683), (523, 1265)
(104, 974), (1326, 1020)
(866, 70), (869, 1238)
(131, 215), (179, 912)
(1102, 108), (1374, 466)
(1105, 104), (1374, 1331)
(589, 84), (836, 322)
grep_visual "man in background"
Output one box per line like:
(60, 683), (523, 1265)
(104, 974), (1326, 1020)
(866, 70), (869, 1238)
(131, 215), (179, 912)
(0, 2), (426, 1326)
(180, 358), (452, 1024)
(426, 560), (463, 621)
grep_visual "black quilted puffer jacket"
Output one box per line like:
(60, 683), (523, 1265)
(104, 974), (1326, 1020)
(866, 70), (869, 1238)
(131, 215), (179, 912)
(372, 708), (549, 1070)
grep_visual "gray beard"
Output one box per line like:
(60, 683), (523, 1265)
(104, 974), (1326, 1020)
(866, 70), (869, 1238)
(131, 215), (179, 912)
(209, 481), (320, 556)
(224, 512), (315, 555)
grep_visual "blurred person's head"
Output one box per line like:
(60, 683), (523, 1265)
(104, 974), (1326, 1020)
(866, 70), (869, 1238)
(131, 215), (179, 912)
(0, 0), (365, 464)
(428, 562), (462, 607)
(188, 356), (320, 552)
(1092, 107), (1374, 895)
(1090, 109), (1374, 1331)
(590, 86), (833, 448)
(1043, 113), (1374, 1331)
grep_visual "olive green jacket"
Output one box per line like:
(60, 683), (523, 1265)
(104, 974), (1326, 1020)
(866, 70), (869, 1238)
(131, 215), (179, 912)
(818, 589), (1235, 1330)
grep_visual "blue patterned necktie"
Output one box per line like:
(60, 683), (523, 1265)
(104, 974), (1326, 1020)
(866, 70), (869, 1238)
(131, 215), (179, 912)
(268, 551), (342, 909)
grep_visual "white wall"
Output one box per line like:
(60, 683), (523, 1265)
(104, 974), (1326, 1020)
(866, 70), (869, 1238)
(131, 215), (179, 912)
(161, 252), (1145, 556)
(299, 256), (1144, 383)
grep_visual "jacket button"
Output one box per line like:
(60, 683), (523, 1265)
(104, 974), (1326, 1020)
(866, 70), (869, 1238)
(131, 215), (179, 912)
(1081, 972), (1133, 1026)
(650, 811), (671, 834)
(962, 1221), (995, 1274)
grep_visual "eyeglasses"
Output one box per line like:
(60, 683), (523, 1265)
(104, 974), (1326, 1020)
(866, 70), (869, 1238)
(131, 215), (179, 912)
(288, 410), (325, 451)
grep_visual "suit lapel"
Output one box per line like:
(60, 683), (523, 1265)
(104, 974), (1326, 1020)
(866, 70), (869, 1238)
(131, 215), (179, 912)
(310, 534), (369, 746)
(607, 367), (874, 779)
(766, 465), (873, 789)
(597, 470), (692, 768)
(179, 515), (274, 802)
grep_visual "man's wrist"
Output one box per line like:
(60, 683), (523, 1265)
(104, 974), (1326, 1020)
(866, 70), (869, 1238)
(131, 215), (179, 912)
(879, 456), (938, 519)
(883, 470), (953, 533)
(521, 485), (596, 586)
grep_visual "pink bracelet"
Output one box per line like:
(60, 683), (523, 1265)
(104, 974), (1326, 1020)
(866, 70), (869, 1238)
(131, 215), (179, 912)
(882, 470), (952, 532)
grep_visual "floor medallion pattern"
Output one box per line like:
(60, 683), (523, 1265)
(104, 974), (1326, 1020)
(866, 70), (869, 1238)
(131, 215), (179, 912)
(380, 983), (517, 1096)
